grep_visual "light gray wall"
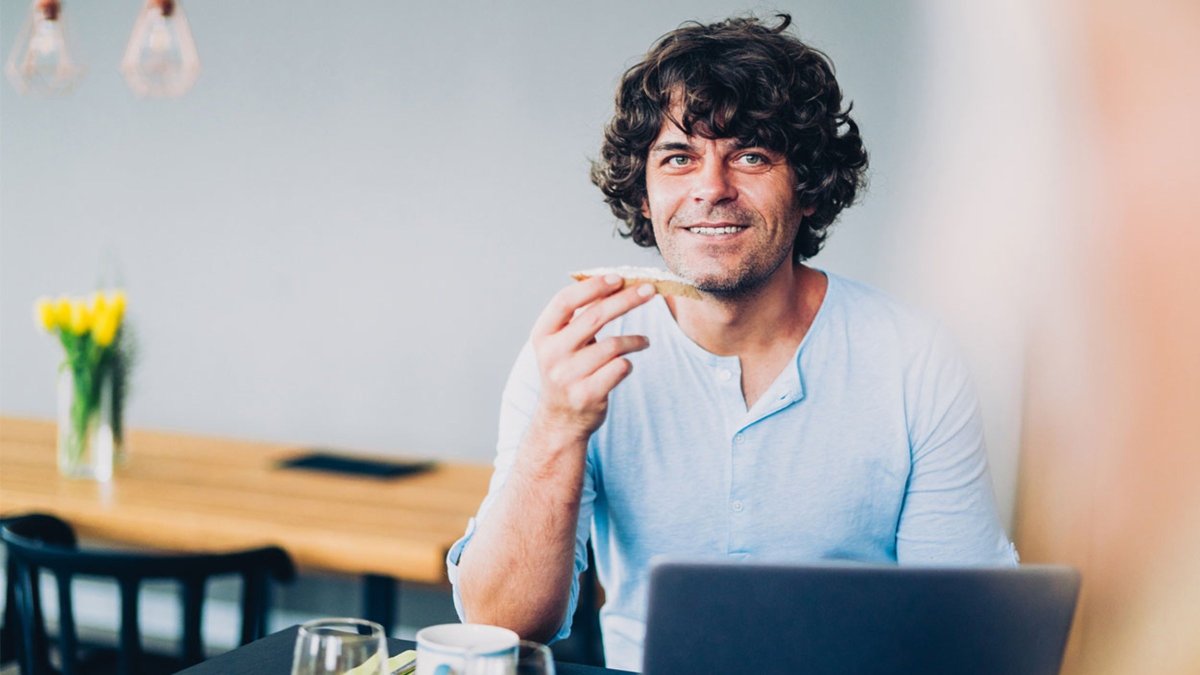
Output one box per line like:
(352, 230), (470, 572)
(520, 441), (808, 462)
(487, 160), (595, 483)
(2, 2), (1026, 528)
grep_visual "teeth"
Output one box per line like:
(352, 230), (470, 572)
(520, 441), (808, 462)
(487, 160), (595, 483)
(688, 226), (743, 235)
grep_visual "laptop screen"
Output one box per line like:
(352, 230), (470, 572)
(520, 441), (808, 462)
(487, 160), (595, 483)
(642, 561), (1079, 675)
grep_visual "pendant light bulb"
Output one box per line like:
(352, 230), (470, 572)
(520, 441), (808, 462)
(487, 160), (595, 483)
(4, 0), (85, 96)
(119, 0), (200, 98)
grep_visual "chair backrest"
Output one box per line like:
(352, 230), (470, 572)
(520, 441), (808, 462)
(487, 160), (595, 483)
(1, 513), (295, 675)
(2, 514), (74, 670)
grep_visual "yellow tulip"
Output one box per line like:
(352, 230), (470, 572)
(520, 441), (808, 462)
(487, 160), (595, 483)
(108, 290), (127, 323)
(90, 291), (109, 319)
(34, 297), (57, 332)
(92, 309), (119, 347)
(67, 299), (93, 335)
(52, 296), (72, 329)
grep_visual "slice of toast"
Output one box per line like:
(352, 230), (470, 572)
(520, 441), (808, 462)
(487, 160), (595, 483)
(571, 266), (702, 300)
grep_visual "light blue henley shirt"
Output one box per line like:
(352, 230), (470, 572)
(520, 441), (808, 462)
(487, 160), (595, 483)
(448, 272), (1017, 671)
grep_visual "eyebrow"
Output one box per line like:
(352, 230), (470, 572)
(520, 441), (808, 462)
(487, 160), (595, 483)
(649, 141), (695, 154)
(649, 139), (766, 154)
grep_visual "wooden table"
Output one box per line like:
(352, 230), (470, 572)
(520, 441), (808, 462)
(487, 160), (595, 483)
(0, 415), (493, 631)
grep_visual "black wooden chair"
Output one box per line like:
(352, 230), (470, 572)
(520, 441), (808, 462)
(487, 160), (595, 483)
(1, 513), (295, 675)
(2, 514), (51, 668)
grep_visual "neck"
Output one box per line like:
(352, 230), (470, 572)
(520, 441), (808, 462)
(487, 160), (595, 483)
(665, 263), (827, 356)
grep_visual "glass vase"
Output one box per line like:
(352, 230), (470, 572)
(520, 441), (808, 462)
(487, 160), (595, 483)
(56, 366), (121, 481)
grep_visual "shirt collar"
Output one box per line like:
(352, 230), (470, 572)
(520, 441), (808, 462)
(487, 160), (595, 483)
(650, 270), (836, 411)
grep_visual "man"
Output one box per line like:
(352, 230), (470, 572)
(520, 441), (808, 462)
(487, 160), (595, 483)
(448, 14), (1016, 671)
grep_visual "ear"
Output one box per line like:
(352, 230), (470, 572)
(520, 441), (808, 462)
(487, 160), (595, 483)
(801, 205), (816, 217)
(640, 198), (651, 219)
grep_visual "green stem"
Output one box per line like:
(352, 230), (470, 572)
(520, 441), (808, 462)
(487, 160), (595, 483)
(57, 326), (126, 467)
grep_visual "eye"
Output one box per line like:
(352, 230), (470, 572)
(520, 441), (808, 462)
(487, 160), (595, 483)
(738, 152), (767, 166)
(665, 155), (692, 167)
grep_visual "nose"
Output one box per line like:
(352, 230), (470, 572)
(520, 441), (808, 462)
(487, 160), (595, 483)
(691, 159), (738, 204)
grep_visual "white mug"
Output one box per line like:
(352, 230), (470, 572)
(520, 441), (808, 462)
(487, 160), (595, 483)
(415, 623), (519, 675)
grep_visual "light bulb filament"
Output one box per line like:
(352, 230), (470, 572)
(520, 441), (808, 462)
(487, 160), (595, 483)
(29, 21), (63, 58)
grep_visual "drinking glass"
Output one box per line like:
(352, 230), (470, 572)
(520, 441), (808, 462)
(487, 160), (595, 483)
(455, 641), (552, 675)
(513, 641), (555, 675)
(291, 618), (388, 675)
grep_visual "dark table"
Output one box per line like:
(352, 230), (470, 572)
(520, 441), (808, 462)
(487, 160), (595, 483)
(176, 626), (636, 675)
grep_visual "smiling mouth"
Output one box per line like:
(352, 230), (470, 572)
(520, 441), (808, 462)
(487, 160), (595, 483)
(686, 225), (746, 235)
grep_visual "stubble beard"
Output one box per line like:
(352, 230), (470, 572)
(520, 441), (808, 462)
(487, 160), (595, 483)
(657, 207), (799, 300)
(681, 240), (792, 295)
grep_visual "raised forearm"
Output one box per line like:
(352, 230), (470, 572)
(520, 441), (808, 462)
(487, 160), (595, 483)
(456, 423), (589, 641)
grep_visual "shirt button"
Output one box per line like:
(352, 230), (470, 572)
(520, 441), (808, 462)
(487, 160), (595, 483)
(734, 433), (745, 444)
(717, 369), (733, 382)
(731, 500), (744, 512)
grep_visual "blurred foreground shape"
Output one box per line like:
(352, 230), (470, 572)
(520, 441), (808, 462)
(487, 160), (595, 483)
(1013, 1), (1200, 674)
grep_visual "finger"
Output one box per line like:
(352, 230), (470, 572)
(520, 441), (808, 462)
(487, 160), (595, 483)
(571, 357), (635, 404)
(548, 335), (650, 386)
(557, 283), (657, 349)
(531, 275), (624, 338)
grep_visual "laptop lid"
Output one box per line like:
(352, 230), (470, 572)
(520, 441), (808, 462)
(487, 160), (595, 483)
(642, 560), (1080, 675)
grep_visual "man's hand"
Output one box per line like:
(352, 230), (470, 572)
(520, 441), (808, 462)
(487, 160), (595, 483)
(457, 274), (653, 639)
(529, 274), (655, 445)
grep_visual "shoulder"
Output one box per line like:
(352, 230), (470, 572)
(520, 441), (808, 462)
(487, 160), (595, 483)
(820, 272), (942, 355)
(815, 274), (976, 402)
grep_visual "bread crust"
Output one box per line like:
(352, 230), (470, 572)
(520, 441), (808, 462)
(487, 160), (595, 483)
(571, 266), (703, 300)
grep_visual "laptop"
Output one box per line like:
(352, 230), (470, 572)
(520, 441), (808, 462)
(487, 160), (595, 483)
(642, 560), (1080, 675)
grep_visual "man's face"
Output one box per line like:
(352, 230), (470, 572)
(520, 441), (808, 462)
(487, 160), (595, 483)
(641, 114), (808, 296)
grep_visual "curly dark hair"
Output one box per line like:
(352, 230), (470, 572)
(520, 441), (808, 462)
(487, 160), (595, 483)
(590, 14), (868, 261)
